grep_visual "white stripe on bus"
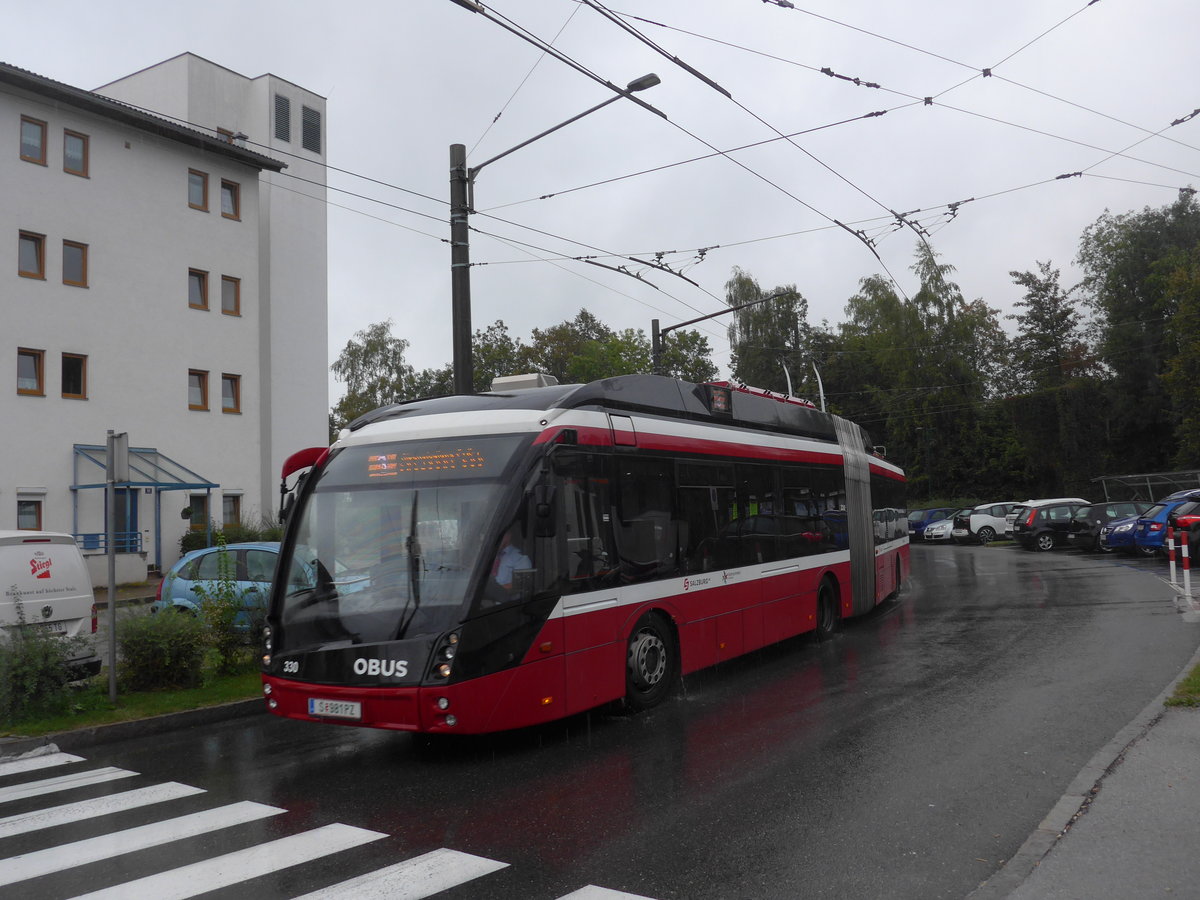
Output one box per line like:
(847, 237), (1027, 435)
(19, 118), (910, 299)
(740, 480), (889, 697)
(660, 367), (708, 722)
(0, 752), (85, 777)
(0, 767), (136, 805)
(69, 823), (386, 900)
(554, 550), (852, 619)
(0, 801), (284, 887)
(0, 782), (205, 839)
(295, 847), (509, 900)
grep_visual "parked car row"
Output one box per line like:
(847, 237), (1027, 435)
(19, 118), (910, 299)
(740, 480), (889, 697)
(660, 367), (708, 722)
(910, 489), (1200, 556)
(1098, 490), (1200, 557)
(912, 503), (1020, 545)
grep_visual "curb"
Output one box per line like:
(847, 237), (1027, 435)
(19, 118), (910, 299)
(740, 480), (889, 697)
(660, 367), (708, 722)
(966, 637), (1200, 899)
(0, 698), (264, 760)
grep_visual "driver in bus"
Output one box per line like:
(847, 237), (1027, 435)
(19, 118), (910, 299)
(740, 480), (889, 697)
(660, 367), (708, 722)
(492, 526), (532, 590)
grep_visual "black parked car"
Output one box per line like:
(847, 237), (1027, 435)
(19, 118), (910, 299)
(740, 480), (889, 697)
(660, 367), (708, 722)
(1067, 501), (1153, 552)
(1011, 498), (1089, 551)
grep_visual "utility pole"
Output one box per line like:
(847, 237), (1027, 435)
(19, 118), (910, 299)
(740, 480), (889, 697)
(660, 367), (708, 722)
(449, 144), (473, 395)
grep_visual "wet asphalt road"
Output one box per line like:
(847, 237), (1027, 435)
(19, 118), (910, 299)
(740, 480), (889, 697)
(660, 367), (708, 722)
(7, 543), (1200, 899)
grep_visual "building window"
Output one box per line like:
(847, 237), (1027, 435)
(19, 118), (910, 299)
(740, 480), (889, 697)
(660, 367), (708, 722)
(221, 275), (240, 316)
(220, 180), (240, 219)
(188, 269), (209, 309)
(222, 374), (241, 413)
(63, 240), (88, 287)
(188, 494), (208, 531)
(222, 495), (241, 526)
(188, 369), (209, 410)
(18, 348), (45, 396)
(62, 353), (87, 399)
(63, 130), (89, 176)
(188, 169), (208, 210)
(17, 499), (42, 531)
(301, 105), (321, 153)
(18, 231), (45, 279)
(20, 116), (47, 164)
(274, 94), (291, 141)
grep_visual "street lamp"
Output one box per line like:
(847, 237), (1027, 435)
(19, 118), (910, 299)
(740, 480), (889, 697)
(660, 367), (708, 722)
(449, 73), (662, 394)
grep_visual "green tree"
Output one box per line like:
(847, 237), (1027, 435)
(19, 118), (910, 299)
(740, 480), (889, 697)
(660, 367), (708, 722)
(567, 328), (649, 383)
(1076, 192), (1200, 468)
(724, 268), (812, 392)
(1007, 261), (1087, 391)
(472, 320), (531, 391)
(658, 328), (718, 383)
(330, 320), (415, 430)
(526, 310), (613, 383)
(1162, 247), (1200, 466)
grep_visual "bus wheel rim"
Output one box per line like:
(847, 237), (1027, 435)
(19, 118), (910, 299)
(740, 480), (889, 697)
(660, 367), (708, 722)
(630, 630), (666, 688)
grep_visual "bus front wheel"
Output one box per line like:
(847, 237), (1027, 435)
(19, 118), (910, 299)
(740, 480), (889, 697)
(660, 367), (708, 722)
(625, 613), (677, 712)
(816, 580), (839, 642)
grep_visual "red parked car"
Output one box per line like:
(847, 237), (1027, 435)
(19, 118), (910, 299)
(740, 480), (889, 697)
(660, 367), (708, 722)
(1168, 500), (1200, 550)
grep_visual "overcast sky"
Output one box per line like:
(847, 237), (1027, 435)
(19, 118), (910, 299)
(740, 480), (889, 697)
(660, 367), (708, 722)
(9, 1), (1200, 398)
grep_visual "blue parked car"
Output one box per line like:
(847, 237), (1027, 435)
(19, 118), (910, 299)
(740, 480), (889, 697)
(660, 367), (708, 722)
(907, 507), (957, 538)
(153, 541), (283, 628)
(1133, 491), (1200, 557)
(1098, 514), (1141, 553)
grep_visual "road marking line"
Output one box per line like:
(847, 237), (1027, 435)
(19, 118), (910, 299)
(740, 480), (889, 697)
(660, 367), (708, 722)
(558, 888), (657, 899)
(0, 782), (205, 839)
(0, 767), (136, 805)
(67, 822), (386, 900)
(0, 800), (284, 887)
(0, 751), (85, 776)
(295, 847), (509, 899)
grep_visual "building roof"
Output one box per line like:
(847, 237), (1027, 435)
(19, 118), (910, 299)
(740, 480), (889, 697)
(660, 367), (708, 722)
(1, 60), (285, 172)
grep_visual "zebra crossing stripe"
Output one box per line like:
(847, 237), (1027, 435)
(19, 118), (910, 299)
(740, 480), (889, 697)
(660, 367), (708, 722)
(0, 751), (85, 776)
(0, 767), (136, 805)
(294, 847), (509, 899)
(0, 782), (205, 839)
(558, 887), (657, 899)
(67, 822), (386, 900)
(0, 800), (284, 887)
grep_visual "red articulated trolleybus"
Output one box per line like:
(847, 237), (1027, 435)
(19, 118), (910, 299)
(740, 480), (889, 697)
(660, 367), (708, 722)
(262, 374), (907, 734)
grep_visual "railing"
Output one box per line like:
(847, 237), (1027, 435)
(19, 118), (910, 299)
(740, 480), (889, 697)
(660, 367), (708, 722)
(75, 532), (143, 553)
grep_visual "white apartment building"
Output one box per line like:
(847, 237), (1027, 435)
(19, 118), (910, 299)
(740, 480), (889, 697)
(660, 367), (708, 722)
(2, 55), (328, 584)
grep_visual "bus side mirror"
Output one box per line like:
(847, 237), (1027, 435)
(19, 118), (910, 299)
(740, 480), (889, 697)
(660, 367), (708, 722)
(532, 483), (557, 537)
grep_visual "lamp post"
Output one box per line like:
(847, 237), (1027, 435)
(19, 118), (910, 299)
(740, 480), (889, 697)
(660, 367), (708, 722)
(449, 73), (662, 395)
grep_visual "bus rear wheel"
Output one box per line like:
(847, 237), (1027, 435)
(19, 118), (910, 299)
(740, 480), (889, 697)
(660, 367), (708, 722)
(816, 580), (839, 642)
(625, 613), (677, 712)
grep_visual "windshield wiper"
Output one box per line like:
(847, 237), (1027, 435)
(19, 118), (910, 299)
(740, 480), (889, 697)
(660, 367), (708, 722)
(395, 491), (422, 639)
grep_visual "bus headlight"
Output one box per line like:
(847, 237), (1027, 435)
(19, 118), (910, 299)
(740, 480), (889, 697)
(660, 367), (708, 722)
(436, 663), (452, 678)
(437, 697), (450, 710)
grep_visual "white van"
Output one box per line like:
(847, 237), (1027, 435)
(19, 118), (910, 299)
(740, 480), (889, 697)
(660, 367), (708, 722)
(0, 531), (100, 675)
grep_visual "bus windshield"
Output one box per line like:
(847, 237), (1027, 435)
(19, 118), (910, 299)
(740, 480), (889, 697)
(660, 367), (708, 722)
(277, 434), (532, 652)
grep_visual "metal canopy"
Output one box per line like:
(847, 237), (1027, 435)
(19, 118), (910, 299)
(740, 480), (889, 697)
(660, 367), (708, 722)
(1090, 470), (1200, 502)
(71, 444), (219, 572)
(71, 444), (218, 492)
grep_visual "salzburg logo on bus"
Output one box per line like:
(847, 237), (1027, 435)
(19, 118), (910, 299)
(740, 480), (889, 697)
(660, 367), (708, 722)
(352, 657), (408, 678)
(29, 552), (52, 580)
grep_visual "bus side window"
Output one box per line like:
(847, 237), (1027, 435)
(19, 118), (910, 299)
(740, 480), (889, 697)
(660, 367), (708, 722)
(613, 456), (677, 582)
(550, 452), (617, 593)
(676, 461), (735, 572)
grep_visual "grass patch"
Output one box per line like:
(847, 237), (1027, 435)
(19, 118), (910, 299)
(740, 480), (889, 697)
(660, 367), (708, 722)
(1166, 662), (1200, 708)
(0, 670), (262, 738)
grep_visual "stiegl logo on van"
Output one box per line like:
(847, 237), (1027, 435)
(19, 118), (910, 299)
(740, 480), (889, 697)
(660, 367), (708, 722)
(29, 552), (52, 580)
(352, 657), (408, 678)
